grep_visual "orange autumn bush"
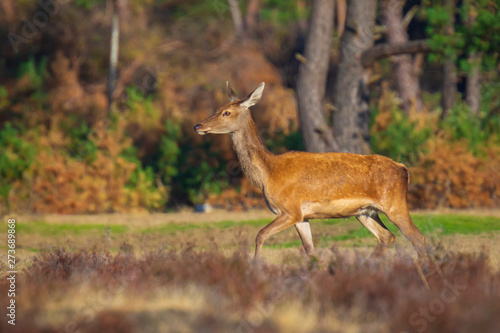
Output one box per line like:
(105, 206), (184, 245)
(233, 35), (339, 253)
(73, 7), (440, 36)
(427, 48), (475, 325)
(372, 85), (500, 210)
(408, 138), (500, 209)
(9, 117), (166, 214)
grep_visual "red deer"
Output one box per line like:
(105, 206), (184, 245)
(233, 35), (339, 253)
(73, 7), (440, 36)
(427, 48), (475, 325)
(194, 82), (426, 259)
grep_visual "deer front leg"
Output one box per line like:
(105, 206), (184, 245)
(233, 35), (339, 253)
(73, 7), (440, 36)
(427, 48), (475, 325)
(295, 221), (314, 255)
(254, 212), (299, 259)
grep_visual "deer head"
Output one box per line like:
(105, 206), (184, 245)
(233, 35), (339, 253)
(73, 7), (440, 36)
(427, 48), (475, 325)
(194, 82), (265, 135)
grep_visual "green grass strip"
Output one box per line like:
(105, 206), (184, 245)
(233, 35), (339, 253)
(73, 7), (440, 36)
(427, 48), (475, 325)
(11, 214), (500, 244)
(318, 214), (500, 243)
(14, 221), (128, 236)
(139, 218), (269, 234)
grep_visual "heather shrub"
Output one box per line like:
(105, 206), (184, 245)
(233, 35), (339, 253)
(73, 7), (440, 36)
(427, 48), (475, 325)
(3, 245), (499, 333)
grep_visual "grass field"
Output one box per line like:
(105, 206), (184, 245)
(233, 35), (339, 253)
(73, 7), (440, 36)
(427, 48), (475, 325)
(6, 210), (500, 266)
(2, 210), (500, 332)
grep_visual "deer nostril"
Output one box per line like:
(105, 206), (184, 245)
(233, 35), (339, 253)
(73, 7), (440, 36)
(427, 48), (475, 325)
(194, 124), (202, 131)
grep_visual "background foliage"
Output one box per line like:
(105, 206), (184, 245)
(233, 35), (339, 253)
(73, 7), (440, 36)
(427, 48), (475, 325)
(0, 0), (499, 213)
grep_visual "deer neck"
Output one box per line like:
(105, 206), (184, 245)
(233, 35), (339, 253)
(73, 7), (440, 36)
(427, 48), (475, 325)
(231, 117), (274, 191)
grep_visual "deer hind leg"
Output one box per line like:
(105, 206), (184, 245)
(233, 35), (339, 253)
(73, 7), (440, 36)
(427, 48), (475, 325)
(384, 209), (426, 259)
(295, 221), (314, 255)
(255, 211), (300, 259)
(356, 213), (395, 257)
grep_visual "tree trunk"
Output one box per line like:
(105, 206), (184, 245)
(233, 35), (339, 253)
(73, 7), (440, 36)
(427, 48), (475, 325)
(466, 53), (480, 114)
(465, 2), (480, 115)
(382, 0), (423, 113)
(332, 0), (377, 154)
(228, 0), (244, 36)
(441, 60), (457, 117)
(296, 0), (335, 152)
(108, 0), (120, 113)
(441, 0), (457, 118)
(336, 0), (347, 36)
(245, 0), (260, 32)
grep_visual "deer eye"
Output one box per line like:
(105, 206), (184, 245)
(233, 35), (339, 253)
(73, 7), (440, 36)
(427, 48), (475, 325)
(223, 111), (231, 117)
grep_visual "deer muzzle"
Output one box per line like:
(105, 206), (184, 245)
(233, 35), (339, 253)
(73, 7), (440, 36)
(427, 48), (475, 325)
(194, 124), (207, 135)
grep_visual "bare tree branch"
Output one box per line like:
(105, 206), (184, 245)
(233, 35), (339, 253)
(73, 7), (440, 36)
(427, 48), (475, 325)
(361, 40), (431, 68)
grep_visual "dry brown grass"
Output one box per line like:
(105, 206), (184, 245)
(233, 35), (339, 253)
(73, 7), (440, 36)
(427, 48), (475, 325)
(1, 241), (500, 333)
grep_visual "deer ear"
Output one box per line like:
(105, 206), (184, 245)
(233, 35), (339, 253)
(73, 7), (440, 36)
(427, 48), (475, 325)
(227, 81), (239, 102)
(240, 82), (265, 109)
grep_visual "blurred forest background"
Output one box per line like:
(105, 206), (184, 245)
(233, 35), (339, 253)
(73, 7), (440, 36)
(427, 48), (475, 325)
(0, 0), (499, 215)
